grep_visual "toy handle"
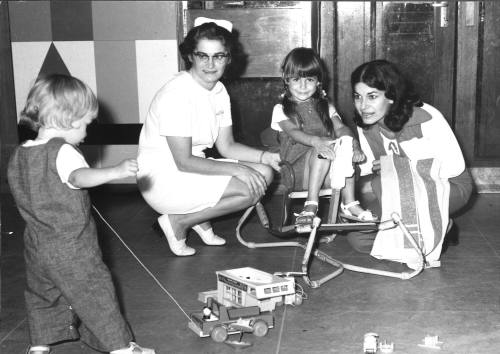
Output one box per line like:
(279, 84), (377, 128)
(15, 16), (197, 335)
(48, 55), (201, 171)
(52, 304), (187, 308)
(255, 202), (270, 228)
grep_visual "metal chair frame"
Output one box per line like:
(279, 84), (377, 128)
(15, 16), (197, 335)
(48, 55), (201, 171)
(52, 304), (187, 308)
(235, 163), (426, 288)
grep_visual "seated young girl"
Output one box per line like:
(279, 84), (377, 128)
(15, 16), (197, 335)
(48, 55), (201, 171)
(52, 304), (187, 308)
(271, 47), (377, 226)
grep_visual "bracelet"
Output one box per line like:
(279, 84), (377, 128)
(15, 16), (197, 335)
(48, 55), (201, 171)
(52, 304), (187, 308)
(259, 150), (265, 164)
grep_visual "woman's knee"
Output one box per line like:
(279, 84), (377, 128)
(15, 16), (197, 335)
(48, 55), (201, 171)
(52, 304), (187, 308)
(449, 169), (474, 215)
(235, 185), (261, 206)
(224, 177), (262, 205)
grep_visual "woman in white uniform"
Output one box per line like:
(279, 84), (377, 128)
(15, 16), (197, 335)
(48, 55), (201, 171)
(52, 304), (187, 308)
(137, 18), (281, 256)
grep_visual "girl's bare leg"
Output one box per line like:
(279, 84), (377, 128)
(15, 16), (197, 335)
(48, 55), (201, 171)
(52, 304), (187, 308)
(341, 175), (374, 218)
(304, 154), (331, 213)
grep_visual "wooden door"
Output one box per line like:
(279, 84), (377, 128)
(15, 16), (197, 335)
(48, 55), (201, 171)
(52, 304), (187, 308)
(455, 1), (500, 191)
(336, 1), (456, 125)
(457, 2), (500, 164)
(181, 1), (312, 147)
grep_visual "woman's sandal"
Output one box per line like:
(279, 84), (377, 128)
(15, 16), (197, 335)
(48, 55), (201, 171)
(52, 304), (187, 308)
(294, 201), (319, 226)
(340, 200), (378, 222)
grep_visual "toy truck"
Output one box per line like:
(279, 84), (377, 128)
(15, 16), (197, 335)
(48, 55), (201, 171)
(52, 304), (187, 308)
(198, 267), (302, 312)
(188, 297), (274, 343)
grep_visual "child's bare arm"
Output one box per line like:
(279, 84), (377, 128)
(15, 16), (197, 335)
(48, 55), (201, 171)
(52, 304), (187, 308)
(279, 120), (336, 159)
(279, 120), (335, 148)
(68, 159), (138, 188)
(331, 115), (365, 162)
(331, 114), (354, 138)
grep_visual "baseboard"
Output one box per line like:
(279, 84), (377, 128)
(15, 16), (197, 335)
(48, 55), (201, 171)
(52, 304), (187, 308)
(470, 167), (500, 193)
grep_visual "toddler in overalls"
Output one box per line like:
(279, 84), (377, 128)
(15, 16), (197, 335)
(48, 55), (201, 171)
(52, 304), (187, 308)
(7, 74), (155, 354)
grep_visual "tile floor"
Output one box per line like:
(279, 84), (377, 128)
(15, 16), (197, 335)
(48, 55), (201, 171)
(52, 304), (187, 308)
(1, 188), (499, 354)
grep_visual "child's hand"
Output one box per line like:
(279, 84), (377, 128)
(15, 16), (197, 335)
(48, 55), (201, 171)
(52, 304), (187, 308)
(352, 146), (366, 163)
(352, 139), (366, 163)
(312, 137), (336, 160)
(262, 151), (281, 172)
(115, 159), (139, 178)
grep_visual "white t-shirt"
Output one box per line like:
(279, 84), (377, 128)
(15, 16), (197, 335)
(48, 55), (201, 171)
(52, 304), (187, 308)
(23, 139), (88, 189)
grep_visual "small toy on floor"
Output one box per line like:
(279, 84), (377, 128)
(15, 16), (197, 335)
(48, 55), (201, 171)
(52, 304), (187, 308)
(379, 340), (395, 353)
(418, 335), (443, 349)
(363, 332), (379, 353)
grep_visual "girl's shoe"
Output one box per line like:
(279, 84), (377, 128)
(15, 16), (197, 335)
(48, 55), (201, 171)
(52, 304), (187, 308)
(340, 200), (378, 222)
(110, 342), (156, 354)
(294, 201), (319, 226)
(26, 346), (50, 354)
(192, 224), (226, 245)
(154, 216), (195, 256)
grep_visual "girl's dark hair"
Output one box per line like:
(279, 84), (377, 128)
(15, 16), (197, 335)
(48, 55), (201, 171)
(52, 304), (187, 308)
(351, 59), (422, 132)
(178, 22), (234, 70)
(281, 47), (332, 135)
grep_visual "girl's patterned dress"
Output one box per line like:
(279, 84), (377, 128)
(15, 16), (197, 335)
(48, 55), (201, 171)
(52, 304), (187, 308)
(278, 98), (333, 191)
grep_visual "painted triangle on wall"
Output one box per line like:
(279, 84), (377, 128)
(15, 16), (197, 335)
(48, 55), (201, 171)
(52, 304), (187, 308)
(38, 42), (71, 79)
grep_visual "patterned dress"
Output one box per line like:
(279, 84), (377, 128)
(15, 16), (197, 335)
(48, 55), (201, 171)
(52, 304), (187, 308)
(273, 99), (333, 190)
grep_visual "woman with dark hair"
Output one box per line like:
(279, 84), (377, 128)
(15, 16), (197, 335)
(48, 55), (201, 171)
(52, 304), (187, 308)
(137, 18), (280, 256)
(347, 59), (474, 253)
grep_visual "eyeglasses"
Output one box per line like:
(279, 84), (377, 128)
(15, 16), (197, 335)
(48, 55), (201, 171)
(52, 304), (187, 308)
(192, 51), (230, 64)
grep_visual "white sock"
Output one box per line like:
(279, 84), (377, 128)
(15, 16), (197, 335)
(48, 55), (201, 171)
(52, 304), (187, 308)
(110, 343), (133, 354)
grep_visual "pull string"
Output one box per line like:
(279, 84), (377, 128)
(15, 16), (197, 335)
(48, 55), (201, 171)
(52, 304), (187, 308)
(91, 205), (193, 323)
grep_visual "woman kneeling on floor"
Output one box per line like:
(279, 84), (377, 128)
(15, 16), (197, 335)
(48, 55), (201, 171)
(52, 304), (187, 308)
(137, 18), (281, 256)
(346, 59), (474, 254)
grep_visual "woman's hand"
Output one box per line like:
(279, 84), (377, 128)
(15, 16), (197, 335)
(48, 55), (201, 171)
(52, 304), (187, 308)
(372, 159), (381, 174)
(312, 136), (336, 160)
(261, 151), (281, 172)
(234, 165), (268, 200)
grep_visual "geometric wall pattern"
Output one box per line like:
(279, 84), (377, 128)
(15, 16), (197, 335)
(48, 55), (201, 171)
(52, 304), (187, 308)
(8, 1), (179, 181)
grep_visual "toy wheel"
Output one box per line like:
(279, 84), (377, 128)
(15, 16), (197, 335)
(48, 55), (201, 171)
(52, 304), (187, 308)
(294, 293), (303, 306)
(252, 320), (269, 337)
(210, 325), (228, 342)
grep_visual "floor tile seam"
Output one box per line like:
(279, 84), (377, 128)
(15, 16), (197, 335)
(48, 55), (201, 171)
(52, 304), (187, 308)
(443, 255), (500, 261)
(0, 317), (26, 346)
(325, 309), (500, 314)
(467, 215), (500, 259)
(104, 253), (300, 261)
(273, 305), (287, 354)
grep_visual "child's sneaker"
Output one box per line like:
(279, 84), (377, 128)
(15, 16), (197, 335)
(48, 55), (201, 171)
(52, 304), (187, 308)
(110, 342), (156, 354)
(26, 346), (50, 354)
